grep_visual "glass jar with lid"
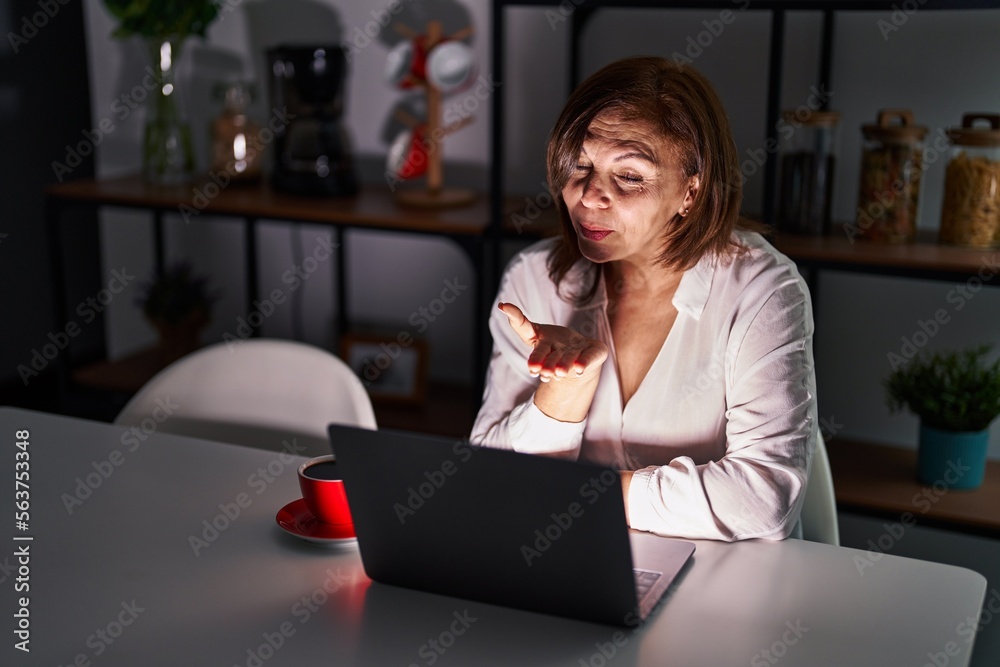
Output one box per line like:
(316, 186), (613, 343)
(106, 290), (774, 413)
(777, 110), (840, 235)
(940, 113), (1000, 248)
(855, 109), (927, 243)
(210, 81), (263, 182)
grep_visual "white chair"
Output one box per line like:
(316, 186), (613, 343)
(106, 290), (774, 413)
(114, 339), (376, 458)
(799, 432), (840, 546)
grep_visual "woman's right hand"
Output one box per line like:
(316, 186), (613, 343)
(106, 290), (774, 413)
(499, 302), (609, 381)
(499, 302), (608, 423)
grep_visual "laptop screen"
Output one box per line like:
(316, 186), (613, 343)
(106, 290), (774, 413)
(330, 424), (640, 625)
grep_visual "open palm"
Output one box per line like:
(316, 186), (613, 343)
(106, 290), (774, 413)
(499, 302), (609, 382)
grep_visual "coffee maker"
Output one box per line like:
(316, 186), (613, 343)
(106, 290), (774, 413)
(267, 45), (359, 196)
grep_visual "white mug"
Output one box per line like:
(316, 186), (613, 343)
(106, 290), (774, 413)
(425, 41), (474, 92)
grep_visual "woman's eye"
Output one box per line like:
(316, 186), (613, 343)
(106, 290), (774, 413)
(575, 163), (591, 171)
(618, 173), (643, 184)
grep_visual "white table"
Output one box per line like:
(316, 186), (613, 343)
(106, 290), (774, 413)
(0, 407), (988, 666)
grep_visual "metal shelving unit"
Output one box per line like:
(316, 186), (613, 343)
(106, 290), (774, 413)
(489, 0), (998, 267)
(486, 0), (1000, 534)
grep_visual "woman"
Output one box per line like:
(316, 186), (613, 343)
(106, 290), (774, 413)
(471, 57), (817, 541)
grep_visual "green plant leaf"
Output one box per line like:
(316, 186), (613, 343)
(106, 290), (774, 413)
(884, 345), (1000, 432)
(136, 262), (218, 327)
(103, 0), (219, 39)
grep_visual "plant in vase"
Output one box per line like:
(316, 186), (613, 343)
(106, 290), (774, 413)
(136, 262), (217, 366)
(884, 345), (1000, 489)
(102, 0), (221, 184)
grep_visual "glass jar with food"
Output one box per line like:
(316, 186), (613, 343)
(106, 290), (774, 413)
(210, 81), (263, 183)
(940, 114), (1000, 249)
(855, 109), (927, 243)
(777, 110), (840, 236)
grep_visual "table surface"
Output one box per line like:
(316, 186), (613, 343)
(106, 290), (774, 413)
(0, 407), (988, 667)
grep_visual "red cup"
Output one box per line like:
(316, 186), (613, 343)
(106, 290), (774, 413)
(386, 126), (428, 180)
(298, 455), (353, 525)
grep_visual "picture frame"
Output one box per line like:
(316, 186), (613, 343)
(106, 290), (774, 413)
(340, 331), (428, 405)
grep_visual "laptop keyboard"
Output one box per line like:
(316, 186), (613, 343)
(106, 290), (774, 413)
(633, 568), (663, 600)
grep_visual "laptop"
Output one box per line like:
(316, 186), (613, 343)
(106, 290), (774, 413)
(329, 424), (695, 626)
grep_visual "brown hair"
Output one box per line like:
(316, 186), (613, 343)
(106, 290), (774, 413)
(545, 56), (752, 303)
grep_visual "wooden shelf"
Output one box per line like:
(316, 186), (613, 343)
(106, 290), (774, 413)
(71, 346), (171, 394)
(828, 438), (1000, 537)
(52, 177), (995, 280)
(46, 175), (559, 239)
(773, 228), (998, 278)
(46, 176), (495, 236)
(500, 211), (1000, 283)
(499, 210), (999, 280)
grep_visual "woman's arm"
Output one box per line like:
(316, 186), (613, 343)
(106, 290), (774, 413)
(625, 278), (816, 541)
(470, 264), (608, 457)
(470, 343), (586, 457)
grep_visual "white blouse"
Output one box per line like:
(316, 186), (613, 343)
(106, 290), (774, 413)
(470, 231), (817, 541)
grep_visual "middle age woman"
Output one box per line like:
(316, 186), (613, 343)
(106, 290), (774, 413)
(471, 56), (817, 542)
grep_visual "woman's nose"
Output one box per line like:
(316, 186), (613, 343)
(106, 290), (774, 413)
(579, 175), (610, 208)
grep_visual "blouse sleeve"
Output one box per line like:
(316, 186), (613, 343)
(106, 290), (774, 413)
(626, 277), (816, 541)
(469, 257), (586, 458)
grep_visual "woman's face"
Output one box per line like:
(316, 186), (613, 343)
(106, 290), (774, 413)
(561, 111), (698, 267)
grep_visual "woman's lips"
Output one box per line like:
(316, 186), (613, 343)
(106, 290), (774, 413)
(579, 225), (612, 241)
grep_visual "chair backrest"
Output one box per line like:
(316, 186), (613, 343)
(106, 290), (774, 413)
(799, 432), (840, 546)
(114, 339), (376, 457)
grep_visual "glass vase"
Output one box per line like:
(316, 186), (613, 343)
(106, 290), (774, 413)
(143, 36), (195, 185)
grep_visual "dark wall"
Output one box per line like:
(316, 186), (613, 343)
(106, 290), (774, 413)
(0, 0), (102, 409)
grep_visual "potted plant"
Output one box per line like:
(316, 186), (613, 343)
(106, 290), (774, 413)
(884, 345), (1000, 489)
(102, 1), (221, 184)
(137, 262), (217, 365)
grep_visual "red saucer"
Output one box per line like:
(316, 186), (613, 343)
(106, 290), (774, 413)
(276, 499), (358, 546)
